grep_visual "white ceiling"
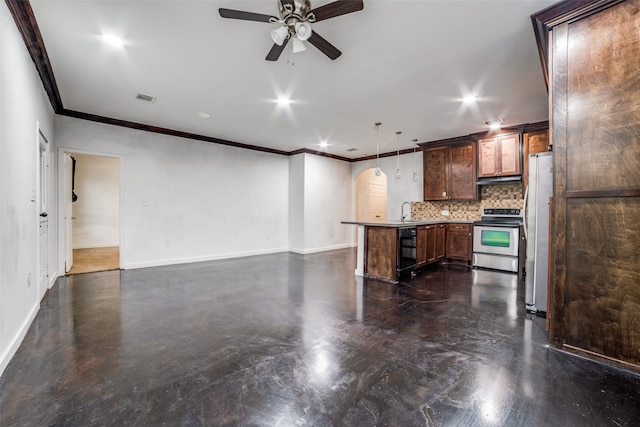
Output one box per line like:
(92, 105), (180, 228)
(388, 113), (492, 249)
(29, 0), (557, 158)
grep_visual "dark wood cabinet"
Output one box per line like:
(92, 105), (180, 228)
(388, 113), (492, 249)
(523, 128), (550, 190)
(416, 224), (445, 267)
(446, 223), (472, 262)
(433, 224), (445, 262)
(427, 225), (437, 263)
(416, 226), (427, 268)
(535, 0), (640, 370)
(364, 226), (397, 281)
(449, 143), (478, 200)
(423, 147), (447, 200)
(423, 142), (477, 201)
(478, 134), (521, 178)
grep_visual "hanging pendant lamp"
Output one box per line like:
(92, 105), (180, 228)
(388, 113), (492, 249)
(374, 122), (382, 176)
(395, 131), (402, 179)
(412, 139), (419, 182)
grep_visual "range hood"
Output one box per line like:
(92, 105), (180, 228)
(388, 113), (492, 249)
(476, 175), (522, 185)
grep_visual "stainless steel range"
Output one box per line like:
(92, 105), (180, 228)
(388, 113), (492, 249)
(472, 208), (524, 274)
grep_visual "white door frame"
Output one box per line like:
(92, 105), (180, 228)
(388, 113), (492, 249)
(56, 147), (124, 276)
(36, 123), (50, 298)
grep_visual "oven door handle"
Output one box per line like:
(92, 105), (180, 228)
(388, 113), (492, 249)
(522, 184), (529, 241)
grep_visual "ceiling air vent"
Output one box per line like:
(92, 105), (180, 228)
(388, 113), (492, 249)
(346, 148), (358, 152)
(135, 93), (156, 103)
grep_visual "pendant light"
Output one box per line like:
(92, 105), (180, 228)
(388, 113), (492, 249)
(412, 139), (419, 182)
(395, 131), (402, 179)
(374, 122), (382, 176)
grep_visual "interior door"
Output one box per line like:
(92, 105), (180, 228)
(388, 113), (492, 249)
(355, 168), (387, 222)
(368, 181), (386, 221)
(38, 131), (49, 294)
(64, 153), (74, 272)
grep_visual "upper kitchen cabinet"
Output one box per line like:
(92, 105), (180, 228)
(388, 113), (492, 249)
(477, 134), (521, 179)
(423, 141), (477, 201)
(523, 128), (550, 188)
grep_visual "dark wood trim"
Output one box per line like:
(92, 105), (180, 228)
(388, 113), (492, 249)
(64, 109), (358, 160)
(531, 0), (623, 95)
(561, 345), (640, 375)
(5, 0), (63, 112)
(521, 120), (550, 133)
(417, 134), (475, 148)
(352, 147), (418, 162)
(531, 14), (550, 90)
(415, 121), (548, 150)
(549, 21), (569, 350)
(565, 189), (640, 199)
(61, 109), (292, 156)
(287, 148), (352, 162)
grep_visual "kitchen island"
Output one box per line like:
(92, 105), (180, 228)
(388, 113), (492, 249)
(342, 220), (473, 282)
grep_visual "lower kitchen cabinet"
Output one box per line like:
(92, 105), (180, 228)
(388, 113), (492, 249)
(416, 226), (427, 267)
(446, 223), (472, 263)
(416, 224), (445, 268)
(364, 226), (397, 281)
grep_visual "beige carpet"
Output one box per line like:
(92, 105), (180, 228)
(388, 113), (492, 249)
(67, 247), (120, 275)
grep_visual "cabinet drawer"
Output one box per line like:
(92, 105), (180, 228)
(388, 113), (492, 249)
(446, 223), (471, 232)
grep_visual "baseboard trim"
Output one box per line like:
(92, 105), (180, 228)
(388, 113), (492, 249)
(72, 243), (119, 249)
(123, 244), (357, 269)
(0, 301), (39, 377)
(289, 243), (355, 255)
(123, 247), (290, 270)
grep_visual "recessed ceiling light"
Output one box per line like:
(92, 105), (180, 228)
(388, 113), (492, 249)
(485, 118), (503, 130)
(102, 34), (124, 47)
(463, 95), (478, 103)
(276, 96), (290, 106)
(197, 111), (211, 119)
(319, 141), (328, 148)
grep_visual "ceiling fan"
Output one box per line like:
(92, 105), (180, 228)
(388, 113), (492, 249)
(219, 0), (364, 61)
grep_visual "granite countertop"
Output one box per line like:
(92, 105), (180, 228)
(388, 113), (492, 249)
(341, 220), (473, 228)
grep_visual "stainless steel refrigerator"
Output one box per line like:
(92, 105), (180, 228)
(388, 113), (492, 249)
(525, 152), (553, 314)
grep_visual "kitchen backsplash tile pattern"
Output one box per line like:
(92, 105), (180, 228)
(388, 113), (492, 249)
(412, 183), (524, 221)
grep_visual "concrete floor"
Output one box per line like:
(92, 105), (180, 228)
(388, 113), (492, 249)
(1, 249), (639, 426)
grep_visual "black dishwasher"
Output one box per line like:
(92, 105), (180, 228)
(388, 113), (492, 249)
(397, 227), (417, 278)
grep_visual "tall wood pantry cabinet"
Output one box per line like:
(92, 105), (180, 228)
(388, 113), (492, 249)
(534, 0), (640, 372)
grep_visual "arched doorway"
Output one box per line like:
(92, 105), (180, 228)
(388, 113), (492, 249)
(355, 168), (387, 222)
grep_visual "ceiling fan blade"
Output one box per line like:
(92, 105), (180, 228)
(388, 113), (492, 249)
(307, 31), (342, 60)
(219, 8), (277, 23)
(310, 0), (364, 22)
(266, 37), (290, 61)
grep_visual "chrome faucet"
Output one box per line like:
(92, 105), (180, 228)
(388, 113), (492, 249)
(401, 201), (412, 223)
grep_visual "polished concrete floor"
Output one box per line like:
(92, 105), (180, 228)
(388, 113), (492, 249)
(1, 249), (639, 426)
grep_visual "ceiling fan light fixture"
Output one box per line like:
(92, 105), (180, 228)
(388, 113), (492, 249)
(271, 25), (289, 46)
(295, 21), (312, 41)
(291, 37), (307, 53)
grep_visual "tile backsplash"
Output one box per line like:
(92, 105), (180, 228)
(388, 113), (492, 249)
(412, 183), (524, 221)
